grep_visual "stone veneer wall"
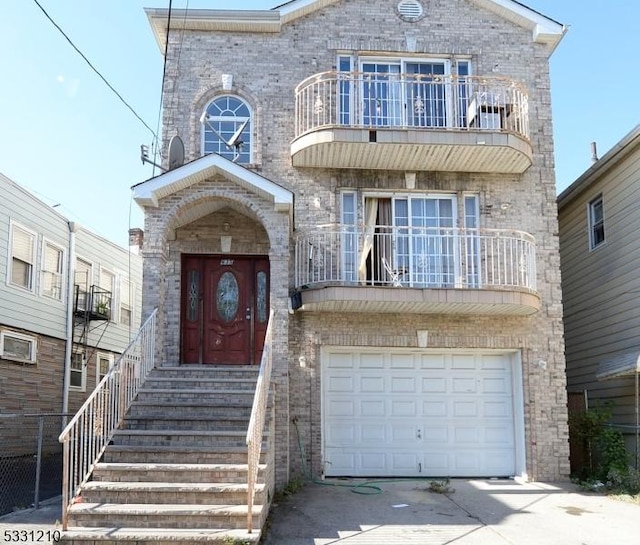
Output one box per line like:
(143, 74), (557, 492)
(145, 0), (568, 483)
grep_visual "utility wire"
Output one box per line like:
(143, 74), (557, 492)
(152, 0), (175, 177)
(32, 0), (158, 139)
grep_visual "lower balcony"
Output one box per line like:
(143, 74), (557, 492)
(294, 225), (540, 315)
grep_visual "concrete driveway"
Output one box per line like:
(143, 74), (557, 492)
(261, 478), (639, 545)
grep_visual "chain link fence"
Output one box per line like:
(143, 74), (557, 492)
(0, 413), (70, 516)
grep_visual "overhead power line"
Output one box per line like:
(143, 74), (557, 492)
(32, 0), (158, 139)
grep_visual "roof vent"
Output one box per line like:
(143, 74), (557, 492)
(397, 0), (424, 21)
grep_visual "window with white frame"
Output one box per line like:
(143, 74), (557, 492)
(340, 191), (479, 287)
(119, 278), (133, 327)
(337, 55), (471, 129)
(99, 268), (115, 319)
(70, 352), (86, 390)
(9, 222), (36, 291)
(42, 241), (64, 300)
(588, 194), (605, 250)
(74, 257), (93, 311)
(202, 95), (252, 163)
(96, 352), (114, 384)
(0, 330), (37, 363)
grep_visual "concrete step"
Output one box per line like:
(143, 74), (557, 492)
(143, 377), (258, 390)
(67, 503), (263, 530)
(111, 429), (263, 448)
(134, 389), (258, 404)
(122, 415), (251, 431)
(127, 402), (253, 419)
(92, 462), (266, 484)
(80, 481), (266, 505)
(60, 527), (261, 544)
(103, 446), (267, 465)
(151, 365), (260, 379)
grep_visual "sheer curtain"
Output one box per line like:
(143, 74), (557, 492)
(358, 198), (378, 282)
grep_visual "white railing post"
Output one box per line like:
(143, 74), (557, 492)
(59, 309), (157, 531)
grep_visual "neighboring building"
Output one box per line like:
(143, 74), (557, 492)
(134, 0), (568, 485)
(0, 172), (143, 420)
(558, 125), (640, 464)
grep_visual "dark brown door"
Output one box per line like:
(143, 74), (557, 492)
(181, 255), (269, 365)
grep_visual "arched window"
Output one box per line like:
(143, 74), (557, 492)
(201, 95), (252, 164)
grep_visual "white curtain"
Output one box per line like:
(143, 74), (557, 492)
(358, 198), (378, 282)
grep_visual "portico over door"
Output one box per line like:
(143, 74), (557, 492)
(181, 255), (269, 364)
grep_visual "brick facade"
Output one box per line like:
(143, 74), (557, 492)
(139, 0), (569, 484)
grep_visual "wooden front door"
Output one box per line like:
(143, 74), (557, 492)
(181, 255), (269, 365)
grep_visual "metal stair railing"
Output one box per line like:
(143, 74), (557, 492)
(245, 309), (275, 533)
(58, 308), (157, 530)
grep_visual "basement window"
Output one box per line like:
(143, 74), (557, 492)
(0, 331), (37, 364)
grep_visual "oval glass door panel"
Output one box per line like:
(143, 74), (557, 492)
(216, 271), (239, 322)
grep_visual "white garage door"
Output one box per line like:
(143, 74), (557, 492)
(323, 349), (520, 477)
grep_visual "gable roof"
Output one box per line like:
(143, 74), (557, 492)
(146, 0), (565, 54)
(131, 153), (294, 213)
(557, 124), (640, 210)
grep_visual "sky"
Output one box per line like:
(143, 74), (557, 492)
(1, 1), (638, 248)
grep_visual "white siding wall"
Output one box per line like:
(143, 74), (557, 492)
(0, 173), (143, 352)
(0, 173), (69, 338)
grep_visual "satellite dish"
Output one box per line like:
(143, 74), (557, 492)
(168, 135), (185, 170)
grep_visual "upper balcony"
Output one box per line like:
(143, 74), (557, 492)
(294, 225), (540, 315)
(74, 284), (112, 321)
(292, 72), (532, 173)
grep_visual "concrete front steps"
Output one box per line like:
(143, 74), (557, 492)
(61, 365), (272, 545)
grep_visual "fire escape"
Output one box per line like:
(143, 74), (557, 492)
(73, 284), (112, 360)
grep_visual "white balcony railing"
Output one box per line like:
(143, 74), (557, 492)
(294, 72), (529, 140)
(295, 225), (537, 293)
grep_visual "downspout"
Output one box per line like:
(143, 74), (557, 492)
(62, 221), (76, 425)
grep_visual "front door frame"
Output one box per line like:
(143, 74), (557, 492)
(180, 253), (269, 365)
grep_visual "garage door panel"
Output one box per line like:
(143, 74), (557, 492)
(421, 354), (446, 369)
(361, 424), (386, 442)
(391, 376), (416, 392)
(360, 353), (384, 368)
(391, 425), (419, 443)
(328, 376), (353, 392)
(390, 353), (414, 368)
(360, 375), (385, 392)
(324, 350), (517, 477)
(453, 400), (479, 417)
(361, 399), (386, 416)
(482, 377), (509, 394)
(327, 399), (355, 416)
(390, 399), (418, 416)
(423, 400), (447, 416)
(361, 452), (387, 472)
(484, 400), (510, 417)
(452, 377), (478, 393)
(423, 426), (448, 442)
(451, 354), (476, 369)
(422, 377), (447, 392)
(327, 423), (356, 442)
(454, 426), (481, 443)
(328, 353), (354, 368)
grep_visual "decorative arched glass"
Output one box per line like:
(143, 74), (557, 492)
(202, 96), (251, 164)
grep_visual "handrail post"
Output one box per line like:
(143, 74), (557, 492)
(61, 437), (69, 530)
